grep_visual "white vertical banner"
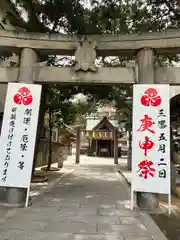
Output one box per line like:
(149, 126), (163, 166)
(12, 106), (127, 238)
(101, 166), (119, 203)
(0, 83), (42, 189)
(131, 85), (170, 195)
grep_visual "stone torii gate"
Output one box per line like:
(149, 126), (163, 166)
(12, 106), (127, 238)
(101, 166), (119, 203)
(0, 29), (180, 210)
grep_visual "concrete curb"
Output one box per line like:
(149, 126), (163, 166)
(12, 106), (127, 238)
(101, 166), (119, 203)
(116, 167), (168, 240)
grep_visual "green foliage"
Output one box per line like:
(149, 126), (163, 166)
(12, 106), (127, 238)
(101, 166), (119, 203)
(8, 0), (180, 125)
(112, 85), (133, 127)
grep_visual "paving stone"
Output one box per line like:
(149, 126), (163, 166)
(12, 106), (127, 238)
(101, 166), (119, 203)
(80, 199), (100, 207)
(74, 234), (125, 240)
(0, 206), (10, 218)
(0, 229), (19, 239)
(0, 220), (47, 231)
(99, 200), (117, 205)
(56, 207), (98, 218)
(116, 201), (134, 210)
(0, 157), (164, 240)
(98, 208), (139, 217)
(0, 230), (74, 240)
(25, 207), (58, 215)
(98, 204), (117, 210)
(119, 216), (143, 225)
(44, 221), (97, 234)
(124, 237), (152, 240)
(67, 215), (121, 224)
(98, 223), (148, 236)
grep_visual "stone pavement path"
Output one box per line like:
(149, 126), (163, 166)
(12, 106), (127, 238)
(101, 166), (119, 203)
(0, 160), (156, 240)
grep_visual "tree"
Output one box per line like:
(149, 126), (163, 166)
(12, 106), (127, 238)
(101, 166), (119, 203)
(8, 0), (180, 173)
(43, 84), (99, 171)
(42, 85), (78, 171)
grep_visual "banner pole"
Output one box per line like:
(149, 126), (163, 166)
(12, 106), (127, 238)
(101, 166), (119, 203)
(130, 187), (134, 210)
(168, 193), (171, 215)
(25, 186), (30, 208)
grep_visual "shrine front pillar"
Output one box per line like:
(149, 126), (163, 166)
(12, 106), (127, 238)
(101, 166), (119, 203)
(6, 48), (38, 206)
(136, 48), (159, 211)
(114, 128), (118, 164)
(76, 127), (80, 164)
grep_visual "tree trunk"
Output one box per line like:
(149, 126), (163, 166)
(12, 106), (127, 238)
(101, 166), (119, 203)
(127, 121), (132, 170)
(47, 109), (53, 171)
(31, 86), (47, 179)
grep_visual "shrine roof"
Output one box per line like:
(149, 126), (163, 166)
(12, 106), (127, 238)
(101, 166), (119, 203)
(92, 116), (119, 132)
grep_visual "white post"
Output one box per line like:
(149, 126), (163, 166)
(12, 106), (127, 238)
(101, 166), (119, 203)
(25, 186), (31, 208)
(130, 188), (134, 210)
(168, 193), (171, 215)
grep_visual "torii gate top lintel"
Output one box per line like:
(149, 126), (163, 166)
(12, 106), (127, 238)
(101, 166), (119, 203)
(0, 29), (180, 85)
(0, 29), (179, 55)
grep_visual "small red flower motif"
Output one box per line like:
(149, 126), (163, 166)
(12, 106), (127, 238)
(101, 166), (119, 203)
(13, 87), (33, 105)
(141, 88), (161, 107)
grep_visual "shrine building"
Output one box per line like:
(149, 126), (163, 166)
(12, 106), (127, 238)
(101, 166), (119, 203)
(82, 106), (122, 158)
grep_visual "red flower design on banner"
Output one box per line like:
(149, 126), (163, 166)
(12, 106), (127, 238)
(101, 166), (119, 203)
(141, 88), (161, 107)
(137, 160), (156, 179)
(13, 87), (33, 105)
